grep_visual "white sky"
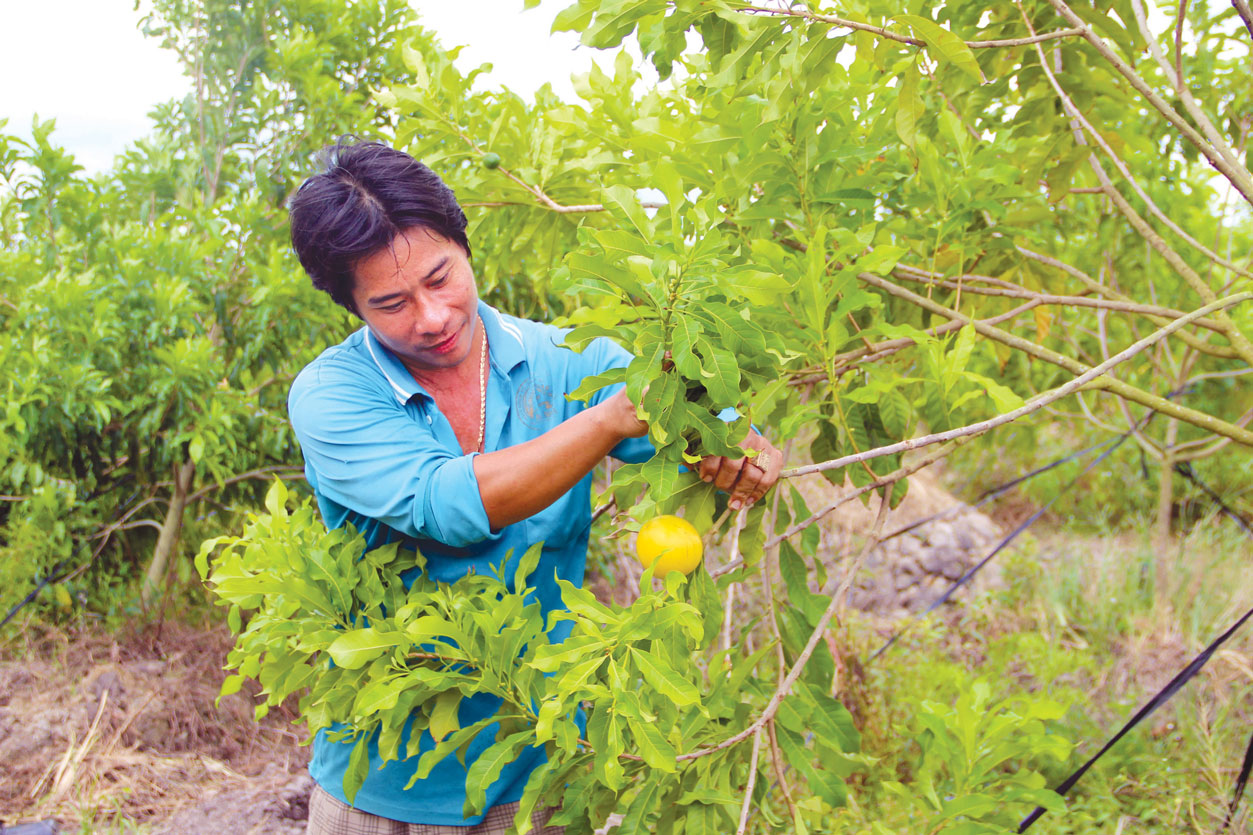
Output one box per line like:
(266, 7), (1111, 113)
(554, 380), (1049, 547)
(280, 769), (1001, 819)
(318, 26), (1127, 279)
(0, 0), (612, 174)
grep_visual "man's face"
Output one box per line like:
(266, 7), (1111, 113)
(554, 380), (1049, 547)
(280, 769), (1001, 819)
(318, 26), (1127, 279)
(350, 227), (480, 379)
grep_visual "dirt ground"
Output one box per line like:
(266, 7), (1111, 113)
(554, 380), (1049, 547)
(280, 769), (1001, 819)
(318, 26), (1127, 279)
(0, 620), (311, 833)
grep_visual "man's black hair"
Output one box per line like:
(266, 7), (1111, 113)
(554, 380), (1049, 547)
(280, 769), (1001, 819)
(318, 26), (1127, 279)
(288, 140), (470, 314)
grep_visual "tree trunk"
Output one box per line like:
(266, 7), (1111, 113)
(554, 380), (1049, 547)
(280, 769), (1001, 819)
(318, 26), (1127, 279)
(142, 459), (196, 607)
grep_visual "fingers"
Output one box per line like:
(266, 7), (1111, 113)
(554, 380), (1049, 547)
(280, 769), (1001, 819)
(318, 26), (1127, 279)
(729, 457), (766, 510)
(605, 388), (649, 439)
(698, 436), (784, 511)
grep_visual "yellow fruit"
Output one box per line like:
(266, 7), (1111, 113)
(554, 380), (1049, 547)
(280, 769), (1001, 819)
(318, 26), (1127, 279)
(636, 515), (703, 576)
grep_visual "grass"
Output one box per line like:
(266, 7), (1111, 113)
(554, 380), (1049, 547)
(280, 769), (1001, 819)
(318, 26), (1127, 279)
(828, 513), (1253, 834)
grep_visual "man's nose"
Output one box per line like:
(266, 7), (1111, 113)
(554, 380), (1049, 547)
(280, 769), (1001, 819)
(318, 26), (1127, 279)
(413, 300), (449, 335)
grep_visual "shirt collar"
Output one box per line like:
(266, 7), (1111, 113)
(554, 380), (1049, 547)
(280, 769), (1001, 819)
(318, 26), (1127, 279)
(362, 301), (528, 405)
(477, 300), (527, 375)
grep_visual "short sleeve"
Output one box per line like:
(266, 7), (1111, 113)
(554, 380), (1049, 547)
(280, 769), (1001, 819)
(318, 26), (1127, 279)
(565, 335), (656, 464)
(288, 360), (500, 549)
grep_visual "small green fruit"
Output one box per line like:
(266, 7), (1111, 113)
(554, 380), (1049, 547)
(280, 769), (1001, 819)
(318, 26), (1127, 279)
(482, 152), (501, 170)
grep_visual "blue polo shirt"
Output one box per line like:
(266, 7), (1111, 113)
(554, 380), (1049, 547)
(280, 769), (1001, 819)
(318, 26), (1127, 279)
(287, 301), (653, 825)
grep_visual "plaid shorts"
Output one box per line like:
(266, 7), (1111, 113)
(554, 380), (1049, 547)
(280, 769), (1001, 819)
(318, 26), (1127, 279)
(306, 785), (565, 835)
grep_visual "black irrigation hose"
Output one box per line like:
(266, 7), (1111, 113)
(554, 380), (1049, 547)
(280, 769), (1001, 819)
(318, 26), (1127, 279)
(880, 433), (1125, 544)
(1176, 461), (1253, 830)
(868, 426), (1137, 662)
(0, 557), (73, 631)
(764, 425), (1142, 802)
(1175, 461), (1253, 538)
(1224, 730), (1253, 830)
(1018, 601), (1253, 831)
(1016, 455), (1253, 831)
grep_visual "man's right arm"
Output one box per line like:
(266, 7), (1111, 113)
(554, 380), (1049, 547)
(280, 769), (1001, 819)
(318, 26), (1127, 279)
(289, 356), (646, 547)
(472, 388), (645, 531)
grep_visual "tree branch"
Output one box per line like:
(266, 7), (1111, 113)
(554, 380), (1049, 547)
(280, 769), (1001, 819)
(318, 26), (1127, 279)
(782, 284), (1253, 480)
(1044, 0), (1253, 204)
(1021, 2), (1253, 288)
(890, 269), (1230, 333)
(1011, 244), (1238, 359)
(1130, 0), (1246, 177)
(735, 727), (764, 835)
(185, 465), (306, 505)
(733, 4), (1081, 49)
(1233, 0), (1253, 40)
(683, 496), (892, 762)
(765, 719), (800, 828)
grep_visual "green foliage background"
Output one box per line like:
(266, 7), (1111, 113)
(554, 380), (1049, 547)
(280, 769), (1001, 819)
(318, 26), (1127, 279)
(2, 0), (1251, 832)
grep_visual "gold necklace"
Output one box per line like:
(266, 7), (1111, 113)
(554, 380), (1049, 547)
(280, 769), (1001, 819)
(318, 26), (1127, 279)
(476, 317), (487, 453)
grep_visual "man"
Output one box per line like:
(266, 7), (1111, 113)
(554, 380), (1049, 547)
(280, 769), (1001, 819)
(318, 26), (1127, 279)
(287, 141), (783, 833)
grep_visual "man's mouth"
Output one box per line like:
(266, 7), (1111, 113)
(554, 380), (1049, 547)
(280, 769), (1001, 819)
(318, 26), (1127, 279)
(429, 330), (460, 354)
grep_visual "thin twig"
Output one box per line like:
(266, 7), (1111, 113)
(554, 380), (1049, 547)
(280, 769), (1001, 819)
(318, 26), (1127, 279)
(733, 4), (1081, 48)
(735, 727), (764, 835)
(765, 719), (800, 827)
(1130, 0), (1245, 177)
(722, 508), (747, 652)
(678, 490), (893, 762)
(1233, 0), (1253, 40)
(185, 465), (305, 504)
(862, 274), (1253, 443)
(1013, 243), (1238, 360)
(784, 289), (1253, 479)
(890, 270), (1230, 332)
(1022, 1), (1253, 291)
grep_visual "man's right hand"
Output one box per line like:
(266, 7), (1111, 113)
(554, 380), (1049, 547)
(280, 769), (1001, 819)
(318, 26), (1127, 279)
(599, 388), (649, 440)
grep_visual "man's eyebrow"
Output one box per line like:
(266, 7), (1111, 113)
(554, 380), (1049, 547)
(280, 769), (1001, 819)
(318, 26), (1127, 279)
(365, 256), (449, 306)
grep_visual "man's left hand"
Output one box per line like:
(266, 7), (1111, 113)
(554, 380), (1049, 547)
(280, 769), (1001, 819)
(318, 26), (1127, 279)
(697, 431), (784, 511)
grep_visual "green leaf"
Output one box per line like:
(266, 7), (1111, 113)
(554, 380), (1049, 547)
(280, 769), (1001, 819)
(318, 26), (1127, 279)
(617, 777), (662, 833)
(217, 673), (244, 702)
(464, 729), (534, 817)
(778, 545), (825, 627)
(512, 757), (560, 835)
(409, 719), (496, 785)
(721, 266), (785, 305)
(343, 735), (370, 803)
(353, 676), (402, 716)
(630, 647), (698, 706)
(602, 184), (653, 242)
(552, 2), (595, 33)
(896, 61), (924, 149)
(963, 371), (1026, 413)
(534, 698), (564, 743)
(556, 653), (607, 694)
(567, 368), (625, 403)
(405, 615), (467, 648)
(688, 566), (724, 646)
(694, 337), (740, 405)
(327, 628), (405, 670)
(627, 713), (677, 772)
(512, 541), (544, 592)
(529, 635), (609, 673)
(428, 690), (462, 744)
(896, 14), (985, 83)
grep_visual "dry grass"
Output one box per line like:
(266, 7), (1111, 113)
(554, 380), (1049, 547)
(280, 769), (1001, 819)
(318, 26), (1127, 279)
(0, 617), (309, 831)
